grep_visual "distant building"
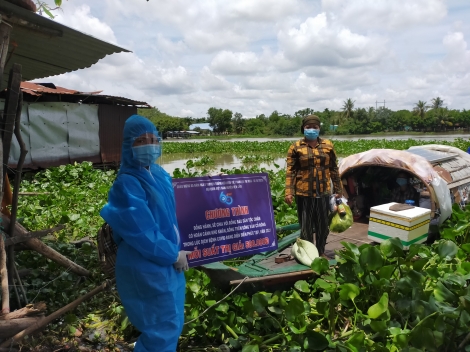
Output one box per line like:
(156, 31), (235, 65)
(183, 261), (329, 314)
(189, 123), (213, 131)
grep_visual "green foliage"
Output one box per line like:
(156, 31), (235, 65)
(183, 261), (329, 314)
(139, 108), (188, 137)
(35, 0), (63, 18)
(208, 107), (233, 133)
(181, 236), (470, 351)
(161, 138), (470, 157)
(232, 112), (245, 134)
(18, 162), (115, 240)
(13, 151), (470, 351)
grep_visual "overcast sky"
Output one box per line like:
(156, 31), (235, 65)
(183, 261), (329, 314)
(41, 0), (470, 118)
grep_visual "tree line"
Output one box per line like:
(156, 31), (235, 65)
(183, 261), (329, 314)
(138, 97), (470, 137)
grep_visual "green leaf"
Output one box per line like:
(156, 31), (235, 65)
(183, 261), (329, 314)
(380, 238), (404, 258)
(120, 316), (130, 331)
(187, 281), (200, 294)
(286, 299), (304, 322)
(378, 265), (395, 279)
(433, 281), (456, 302)
(205, 300), (217, 307)
(359, 246), (383, 271)
(42, 6), (55, 19)
(368, 293), (389, 319)
(268, 306), (283, 315)
(303, 331), (329, 351)
(346, 331), (365, 348)
(370, 320), (387, 332)
(252, 293), (269, 313)
(314, 278), (333, 291)
(410, 325), (435, 350)
(340, 241), (360, 263)
(311, 257), (329, 274)
(294, 280), (310, 293)
(215, 302), (229, 313)
(242, 345), (259, 352)
(437, 240), (458, 259)
(459, 294), (470, 313)
(288, 322), (307, 334)
(339, 283), (360, 301)
(461, 244), (470, 254)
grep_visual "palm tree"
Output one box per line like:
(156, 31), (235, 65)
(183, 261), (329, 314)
(431, 97), (444, 110)
(413, 100), (429, 119)
(341, 98), (355, 119)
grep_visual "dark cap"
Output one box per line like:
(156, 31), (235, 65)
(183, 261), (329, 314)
(301, 115), (321, 133)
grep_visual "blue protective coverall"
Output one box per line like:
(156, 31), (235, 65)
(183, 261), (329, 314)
(100, 115), (185, 352)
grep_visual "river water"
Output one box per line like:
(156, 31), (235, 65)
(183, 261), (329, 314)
(160, 132), (470, 175)
(165, 132), (470, 143)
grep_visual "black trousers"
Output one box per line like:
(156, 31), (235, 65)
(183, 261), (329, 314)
(296, 195), (330, 254)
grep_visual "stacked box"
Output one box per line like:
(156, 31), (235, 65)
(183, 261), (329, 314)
(368, 203), (431, 248)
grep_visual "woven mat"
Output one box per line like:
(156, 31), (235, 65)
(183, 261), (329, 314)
(389, 203), (415, 211)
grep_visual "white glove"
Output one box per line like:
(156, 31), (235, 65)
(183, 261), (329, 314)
(173, 251), (191, 272)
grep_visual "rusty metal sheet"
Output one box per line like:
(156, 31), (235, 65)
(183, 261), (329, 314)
(98, 105), (137, 164)
(433, 166), (453, 183)
(21, 81), (102, 96)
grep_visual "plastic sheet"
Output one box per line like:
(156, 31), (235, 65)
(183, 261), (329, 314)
(430, 176), (452, 224)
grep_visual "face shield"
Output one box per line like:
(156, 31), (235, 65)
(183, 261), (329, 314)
(131, 132), (163, 166)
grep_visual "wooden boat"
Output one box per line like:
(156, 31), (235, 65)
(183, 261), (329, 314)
(202, 144), (470, 292)
(201, 222), (372, 293)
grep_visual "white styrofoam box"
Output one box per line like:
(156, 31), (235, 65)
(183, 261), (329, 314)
(368, 202), (431, 248)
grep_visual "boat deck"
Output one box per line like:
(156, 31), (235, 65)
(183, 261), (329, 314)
(201, 222), (372, 292)
(258, 222), (371, 271)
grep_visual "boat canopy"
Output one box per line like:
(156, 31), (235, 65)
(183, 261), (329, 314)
(339, 148), (453, 224)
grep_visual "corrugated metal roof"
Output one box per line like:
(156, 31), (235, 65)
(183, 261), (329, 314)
(408, 145), (470, 189)
(21, 81), (102, 96)
(0, 0), (130, 85)
(1, 81), (151, 107)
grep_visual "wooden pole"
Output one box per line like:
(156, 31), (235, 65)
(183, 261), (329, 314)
(0, 280), (114, 347)
(0, 235), (8, 314)
(3, 224), (65, 247)
(0, 302), (46, 320)
(0, 17), (12, 316)
(2, 64), (23, 310)
(0, 317), (44, 338)
(0, 18), (12, 89)
(1, 216), (90, 277)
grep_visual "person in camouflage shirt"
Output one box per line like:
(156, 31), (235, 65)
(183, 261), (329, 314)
(285, 115), (343, 258)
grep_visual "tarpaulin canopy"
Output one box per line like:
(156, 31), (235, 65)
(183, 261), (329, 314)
(339, 148), (452, 224)
(339, 149), (439, 184)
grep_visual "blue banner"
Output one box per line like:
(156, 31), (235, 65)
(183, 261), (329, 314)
(173, 173), (278, 267)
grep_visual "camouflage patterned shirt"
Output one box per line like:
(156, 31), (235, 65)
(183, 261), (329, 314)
(285, 138), (342, 197)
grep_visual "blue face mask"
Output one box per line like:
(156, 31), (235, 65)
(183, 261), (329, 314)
(132, 144), (161, 166)
(304, 128), (320, 140)
(396, 178), (408, 186)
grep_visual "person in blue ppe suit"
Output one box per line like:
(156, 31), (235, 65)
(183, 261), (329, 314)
(100, 115), (190, 352)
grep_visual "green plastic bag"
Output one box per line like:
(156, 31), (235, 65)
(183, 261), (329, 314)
(329, 203), (353, 233)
